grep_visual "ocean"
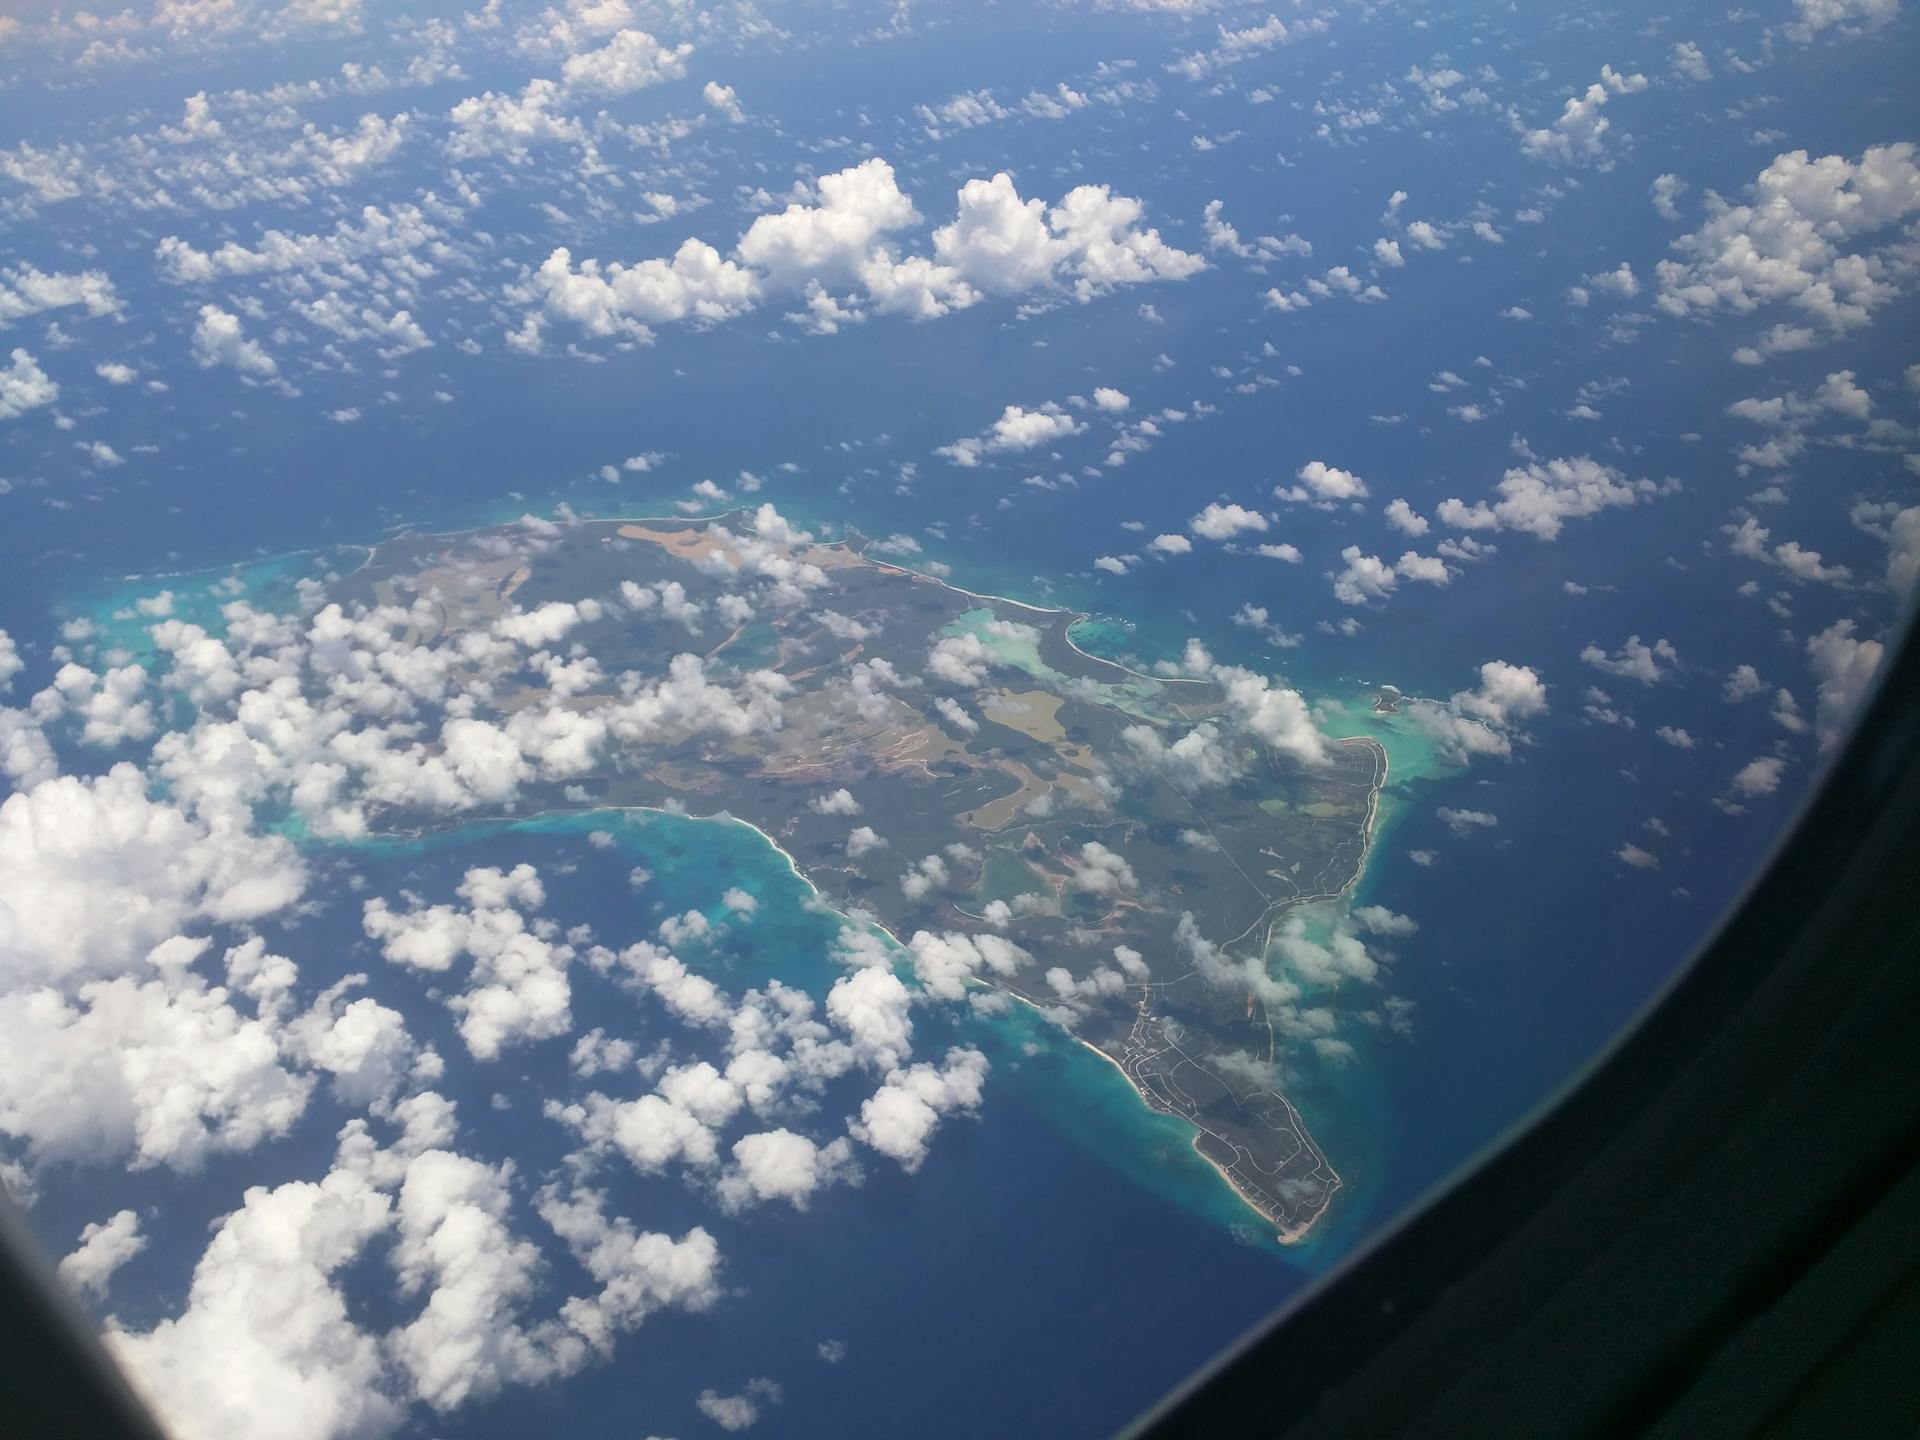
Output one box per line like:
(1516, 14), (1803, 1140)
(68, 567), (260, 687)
(19, 468), (1782, 1435)
(4, 7), (1897, 1423)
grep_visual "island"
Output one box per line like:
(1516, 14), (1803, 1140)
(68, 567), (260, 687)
(341, 507), (1387, 1241)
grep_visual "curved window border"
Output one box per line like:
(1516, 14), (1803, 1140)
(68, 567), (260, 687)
(1130, 604), (1920, 1439)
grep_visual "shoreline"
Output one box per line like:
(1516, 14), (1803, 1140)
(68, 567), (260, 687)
(357, 508), (1213, 693)
(357, 721), (1392, 1249)
(301, 511), (1398, 1251)
(380, 793), (1361, 1245)
(1058, 1023), (1335, 1247)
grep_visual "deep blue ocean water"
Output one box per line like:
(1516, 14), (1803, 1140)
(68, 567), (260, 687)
(5, 3), (1916, 1433)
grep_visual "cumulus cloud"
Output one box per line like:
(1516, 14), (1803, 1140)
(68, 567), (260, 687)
(851, 1047), (988, 1171)
(1404, 660), (1548, 763)
(938, 402), (1084, 466)
(1281, 460), (1368, 503)
(57, 1209), (147, 1299)
(190, 305), (277, 377)
(519, 158), (1201, 345)
(1436, 456), (1659, 540)
(363, 865), (571, 1060)
(0, 264), (122, 328)
(1787, 0), (1900, 39)
(697, 1379), (783, 1432)
(521, 239), (759, 344)
(1521, 65), (1647, 167)
(1189, 502), (1268, 541)
(156, 203), (444, 286)
(1331, 547), (1451, 605)
(0, 937), (314, 1172)
(1122, 720), (1239, 788)
(1212, 665), (1328, 765)
(1383, 499), (1430, 536)
(1729, 755), (1787, 799)
(1806, 619), (1884, 748)
(1166, 13), (1325, 80)
(448, 79), (586, 159)
(808, 787), (861, 816)
(1437, 806), (1498, 836)
(0, 765), (305, 989)
(703, 80), (745, 123)
(904, 931), (1028, 1001)
(109, 1165), (401, 1440)
(715, 1129), (857, 1213)
(557, 28), (689, 95)
(0, 347), (59, 420)
(1580, 635), (1679, 684)
(1656, 144), (1920, 337)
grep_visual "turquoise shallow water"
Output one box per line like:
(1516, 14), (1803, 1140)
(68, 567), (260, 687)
(56, 500), (1455, 1263)
(363, 803), (1343, 1255)
(6, 362), (1817, 1440)
(302, 806), (1309, 1438)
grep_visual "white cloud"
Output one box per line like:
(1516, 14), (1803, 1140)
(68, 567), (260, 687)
(0, 938), (314, 1173)
(1212, 666), (1327, 765)
(524, 239), (760, 344)
(851, 1046), (988, 1171)
(1730, 755), (1787, 798)
(1285, 460), (1368, 502)
(1656, 144), (1920, 336)
(697, 1380), (782, 1432)
(156, 203), (444, 286)
(0, 765), (305, 989)
(808, 787), (861, 816)
(448, 79), (585, 158)
(0, 347), (59, 420)
(1806, 619), (1883, 748)
(1189, 502), (1267, 540)
(526, 159), (1200, 344)
(1671, 40), (1712, 82)
(1522, 65), (1647, 167)
(1582, 261), (1639, 299)
(0, 265), (122, 328)
(937, 400), (1085, 465)
(1580, 634), (1679, 684)
(1437, 456), (1658, 540)
(1331, 548), (1451, 605)
(109, 1165), (401, 1440)
(1122, 720), (1240, 788)
(1788, 0), (1899, 38)
(190, 305), (276, 376)
(57, 1209), (147, 1299)
(826, 963), (913, 1072)
(1404, 660), (1549, 763)
(386, 1148), (553, 1410)
(558, 28), (690, 95)
(1437, 806), (1498, 836)
(363, 865), (570, 1060)
(903, 931), (1027, 1002)
(1166, 12), (1324, 79)
(1383, 499), (1429, 536)
(703, 80), (745, 123)
(715, 1129), (857, 1213)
